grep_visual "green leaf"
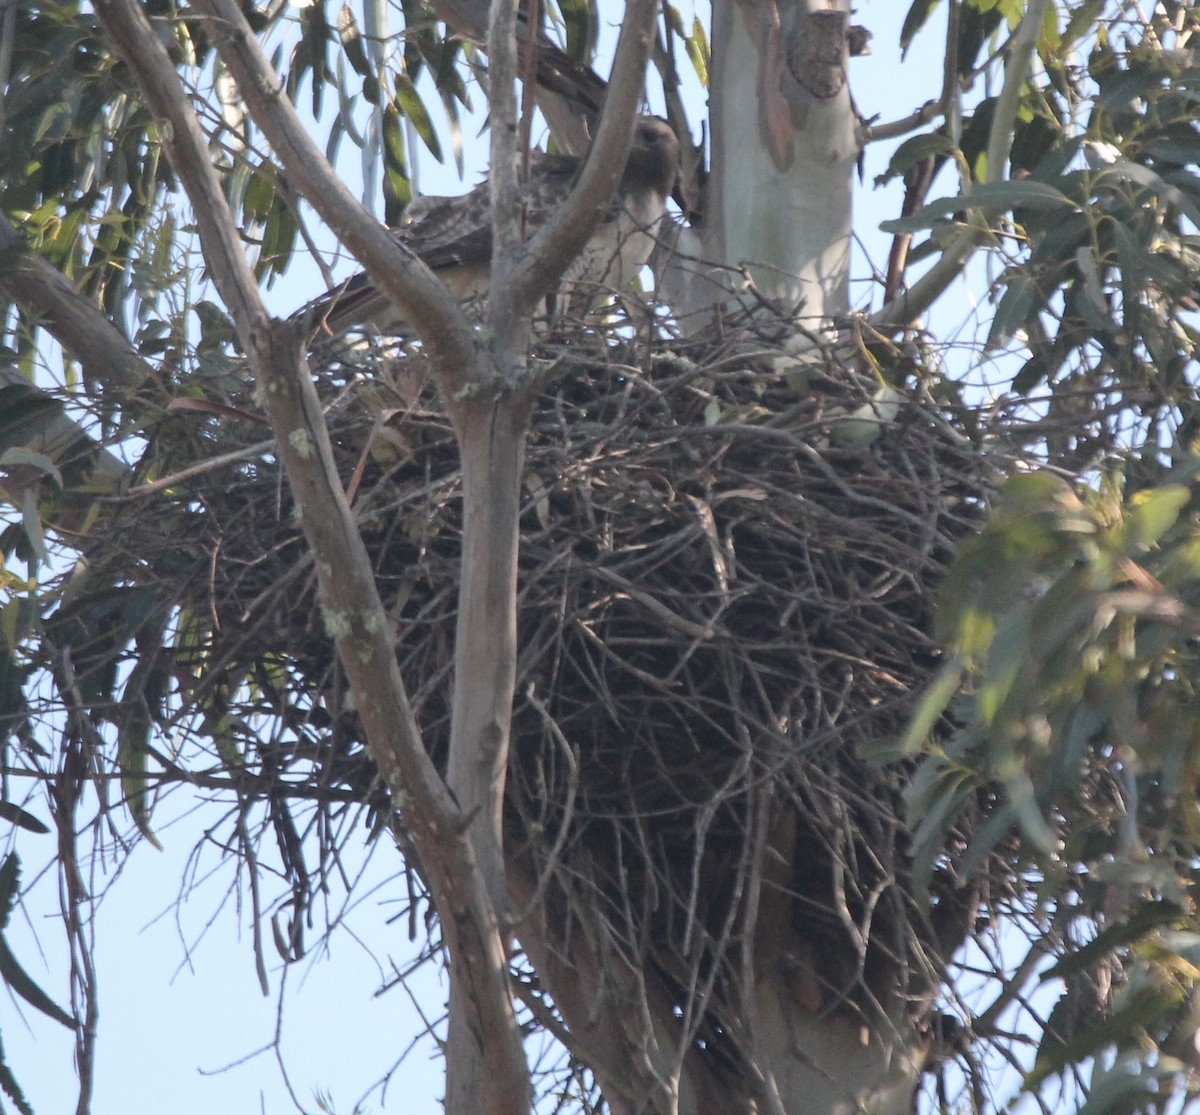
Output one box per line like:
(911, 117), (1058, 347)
(970, 178), (1076, 210)
(1123, 485), (1190, 551)
(1, 599), (21, 657)
(1028, 210), (1090, 272)
(1047, 900), (1184, 981)
(0, 803), (49, 837)
(1027, 985), (1183, 1094)
(1002, 769), (1058, 853)
(1073, 245), (1109, 332)
(337, 5), (373, 78)
(242, 167), (275, 222)
(298, 1), (332, 116)
(1068, 1059), (1159, 1115)
(0, 855), (18, 931)
(259, 198), (298, 282)
(117, 692), (162, 851)
(957, 799), (1019, 879)
(432, 38), (470, 110)
(393, 74), (442, 164)
(1095, 160), (1200, 228)
(900, 659), (963, 754)
(1061, 0), (1108, 51)
(1155, 537), (1200, 589)
(663, 3), (685, 39)
(0, 447), (62, 488)
(687, 17), (709, 88)
(0, 1032), (34, 1115)
(906, 760), (978, 888)
(0, 934), (74, 1028)
(20, 489), (48, 565)
(900, 0), (941, 54)
(559, 0), (597, 64)
(1012, 347), (1050, 394)
(998, 470), (1085, 512)
(987, 271), (1041, 349)
(876, 132), (957, 187)
(976, 605), (1030, 725)
(882, 179), (1075, 234)
(0, 386), (62, 454)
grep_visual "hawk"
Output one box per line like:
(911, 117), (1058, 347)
(295, 116), (680, 338)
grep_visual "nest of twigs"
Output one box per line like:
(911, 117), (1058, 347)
(107, 310), (997, 1029)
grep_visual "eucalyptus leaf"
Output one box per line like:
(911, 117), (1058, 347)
(0, 935), (74, 1029)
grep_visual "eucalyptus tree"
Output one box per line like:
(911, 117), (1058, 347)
(2, 2), (1199, 1114)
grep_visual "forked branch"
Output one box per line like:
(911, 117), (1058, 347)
(90, 3), (531, 1112)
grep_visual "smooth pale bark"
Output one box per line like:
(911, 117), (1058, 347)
(444, 395), (530, 906)
(619, 5), (929, 1111)
(442, 392), (529, 1115)
(513, 850), (926, 1115)
(752, 971), (924, 1115)
(438, 4), (663, 1111)
(667, 0), (857, 331)
(92, 2), (533, 1112)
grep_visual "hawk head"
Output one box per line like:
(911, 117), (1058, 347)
(296, 115), (682, 340)
(621, 116), (680, 203)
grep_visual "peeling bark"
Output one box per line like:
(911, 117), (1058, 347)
(665, 0), (858, 330)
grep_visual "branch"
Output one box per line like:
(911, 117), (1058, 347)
(0, 214), (146, 531)
(90, 7), (529, 1111)
(444, 0), (661, 905)
(487, 0), (523, 314)
(983, 0), (1048, 185)
(188, 0), (480, 391)
(863, 99), (942, 144)
(864, 0), (959, 144)
(494, 0), (663, 323)
(0, 211), (156, 392)
(872, 0), (1050, 329)
(0, 369), (131, 539)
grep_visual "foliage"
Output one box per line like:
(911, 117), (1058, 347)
(0, 848), (74, 1115)
(906, 466), (1200, 1110)
(888, 4), (1200, 1108)
(1, 0), (1200, 1113)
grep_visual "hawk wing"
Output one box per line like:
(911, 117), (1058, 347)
(403, 153), (585, 269)
(295, 118), (679, 340)
(295, 155), (580, 338)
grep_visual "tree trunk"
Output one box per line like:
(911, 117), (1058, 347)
(522, 5), (933, 1111)
(444, 388), (531, 1115)
(668, 0), (856, 330)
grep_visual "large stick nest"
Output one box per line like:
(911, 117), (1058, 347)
(99, 312), (997, 1032)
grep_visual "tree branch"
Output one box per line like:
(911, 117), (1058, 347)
(0, 369), (131, 538)
(863, 100), (942, 144)
(497, 0), (663, 321)
(872, 0), (1050, 329)
(983, 0), (1048, 184)
(487, 0), (522, 283)
(0, 213), (146, 532)
(863, 0), (959, 145)
(188, 0), (481, 392)
(430, 10), (663, 1110)
(90, 5), (530, 1111)
(0, 211), (156, 392)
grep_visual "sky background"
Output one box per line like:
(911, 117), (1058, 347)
(2, 2), (1005, 1112)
